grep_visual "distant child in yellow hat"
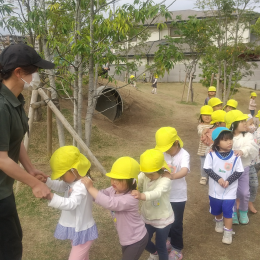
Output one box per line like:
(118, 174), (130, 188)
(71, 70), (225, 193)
(82, 157), (148, 260)
(204, 86), (216, 105)
(208, 97), (223, 111)
(151, 74), (158, 94)
(41, 146), (97, 260)
(131, 148), (174, 260)
(198, 105), (213, 185)
(154, 127), (190, 260)
(223, 99), (238, 112)
(249, 92), (257, 116)
(130, 75), (137, 89)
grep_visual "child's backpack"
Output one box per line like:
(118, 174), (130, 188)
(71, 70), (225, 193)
(201, 128), (214, 146)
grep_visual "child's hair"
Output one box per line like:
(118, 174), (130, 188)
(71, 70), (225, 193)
(212, 131), (233, 152)
(229, 121), (246, 136)
(116, 178), (137, 193)
(86, 169), (94, 181)
(198, 115), (204, 123)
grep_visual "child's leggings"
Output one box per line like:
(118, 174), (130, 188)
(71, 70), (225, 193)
(249, 165), (259, 202)
(145, 223), (172, 260)
(121, 232), (148, 260)
(69, 240), (94, 260)
(234, 166), (250, 212)
(200, 156), (207, 177)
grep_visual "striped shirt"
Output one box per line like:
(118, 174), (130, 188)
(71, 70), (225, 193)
(197, 124), (212, 156)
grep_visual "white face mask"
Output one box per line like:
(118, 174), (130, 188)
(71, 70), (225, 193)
(21, 72), (41, 91)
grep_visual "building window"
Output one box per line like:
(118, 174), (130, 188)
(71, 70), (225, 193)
(170, 27), (181, 37)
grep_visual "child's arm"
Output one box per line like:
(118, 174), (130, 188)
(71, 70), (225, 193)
(48, 182), (86, 210)
(45, 178), (69, 193)
(132, 178), (171, 201)
(224, 171), (243, 188)
(238, 133), (259, 159)
(170, 167), (189, 180)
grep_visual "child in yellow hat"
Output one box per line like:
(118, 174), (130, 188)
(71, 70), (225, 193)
(131, 149), (174, 260)
(151, 74), (158, 94)
(130, 75), (137, 89)
(225, 110), (259, 225)
(154, 128), (190, 260)
(249, 92), (257, 116)
(42, 146), (97, 260)
(204, 86), (216, 105)
(82, 157), (148, 260)
(198, 105), (213, 185)
(208, 97), (223, 111)
(223, 99), (238, 112)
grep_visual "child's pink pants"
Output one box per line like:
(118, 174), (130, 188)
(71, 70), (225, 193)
(68, 240), (94, 260)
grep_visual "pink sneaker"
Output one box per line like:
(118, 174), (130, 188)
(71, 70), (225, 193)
(169, 250), (183, 260)
(166, 240), (172, 253)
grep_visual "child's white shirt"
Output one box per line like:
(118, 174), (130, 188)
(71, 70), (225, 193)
(232, 132), (259, 167)
(46, 178), (95, 232)
(164, 148), (190, 202)
(204, 152), (244, 200)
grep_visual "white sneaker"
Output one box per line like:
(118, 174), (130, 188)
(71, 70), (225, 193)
(147, 253), (159, 260)
(215, 219), (224, 233)
(222, 229), (235, 245)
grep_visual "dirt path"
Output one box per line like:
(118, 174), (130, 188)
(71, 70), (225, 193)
(19, 82), (260, 260)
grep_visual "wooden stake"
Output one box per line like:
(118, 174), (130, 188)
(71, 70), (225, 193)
(181, 73), (188, 101)
(38, 88), (107, 175)
(210, 73), (214, 86)
(47, 89), (52, 157)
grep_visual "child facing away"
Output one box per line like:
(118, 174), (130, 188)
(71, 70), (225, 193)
(197, 105), (213, 185)
(246, 115), (259, 214)
(44, 146), (98, 260)
(249, 92), (257, 116)
(82, 157), (148, 260)
(204, 86), (216, 105)
(155, 127), (190, 260)
(203, 127), (244, 244)
(130, 75), (137, 89)
(225, 110), (259, 224)
(151, 74), (158, 94)
(131, 149), (174, 260)
(223, 99), (238, 112)
(208, 97), (223, 111)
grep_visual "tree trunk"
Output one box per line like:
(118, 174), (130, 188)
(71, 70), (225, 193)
(223, 61), (227, 104)
(78, 61), (83, 142)
(85, 0), (95, 147)
(216, 64), (221, 99)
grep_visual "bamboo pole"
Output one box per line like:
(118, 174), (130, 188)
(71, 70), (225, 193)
(47, 89), (52, 157)
(38, 88), (107, 175)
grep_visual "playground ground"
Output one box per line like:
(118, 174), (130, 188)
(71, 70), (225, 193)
(17, 81), (260, 260)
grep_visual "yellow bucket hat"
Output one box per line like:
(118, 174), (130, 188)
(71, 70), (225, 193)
(210, 110), (226, 124)
(255, 110), (260, 118)
(130, 75), (135, 79)
(223, 99), (238, 110)
(140, 149), (170, 173)
(208, 86), (216, 92)
(225, 110), (249, 129)
(200, 105), (213, 115)
(106, 157), (140, 180)
(208, 97), (223, 108)
(251, 92), (257, 97)
(155, 127), (183, 152)
(50, 146), (91, 180)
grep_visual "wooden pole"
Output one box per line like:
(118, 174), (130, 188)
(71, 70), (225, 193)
(181, 73), (188, 102)
(210, 73), (214, 86)
(47, 89), (52, 157)
(186, 76), (192, 103)
(38, 88), (107, 175)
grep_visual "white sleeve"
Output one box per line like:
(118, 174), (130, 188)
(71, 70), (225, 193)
(240, 133), (259, 160)
(203, 153), (213, 170)
(180, 151), (190, 172)
(48, 181), (86, 211)
(138, 172), (145, 190)
(46, 178), (68, 193)
(143, 177), (171, 201)
(234, 157), (244, 173)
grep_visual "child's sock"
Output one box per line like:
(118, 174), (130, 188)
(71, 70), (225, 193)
(224, 227), (232, 231)
(215, 217), (223, 222)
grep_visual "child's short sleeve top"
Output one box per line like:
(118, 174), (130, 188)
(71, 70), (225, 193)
(204, 151), (244, 200)
(164, 148), (190, 202)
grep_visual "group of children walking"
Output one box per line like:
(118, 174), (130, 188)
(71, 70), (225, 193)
(38, 126), (190, 260)
(36, 85), (260, 259)
(198, 87), (260, 244)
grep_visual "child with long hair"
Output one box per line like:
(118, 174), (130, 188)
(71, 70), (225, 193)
(225, 110), (259, 224)
(155, 127), (190, 260)
(132, 149), (174, 260)
(197, 105), (213, 185)
(203, 127), (244, 244)
(44, 146), (98, 260)
(249, 92), (257, 116)
(82, 157), (148, 260)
